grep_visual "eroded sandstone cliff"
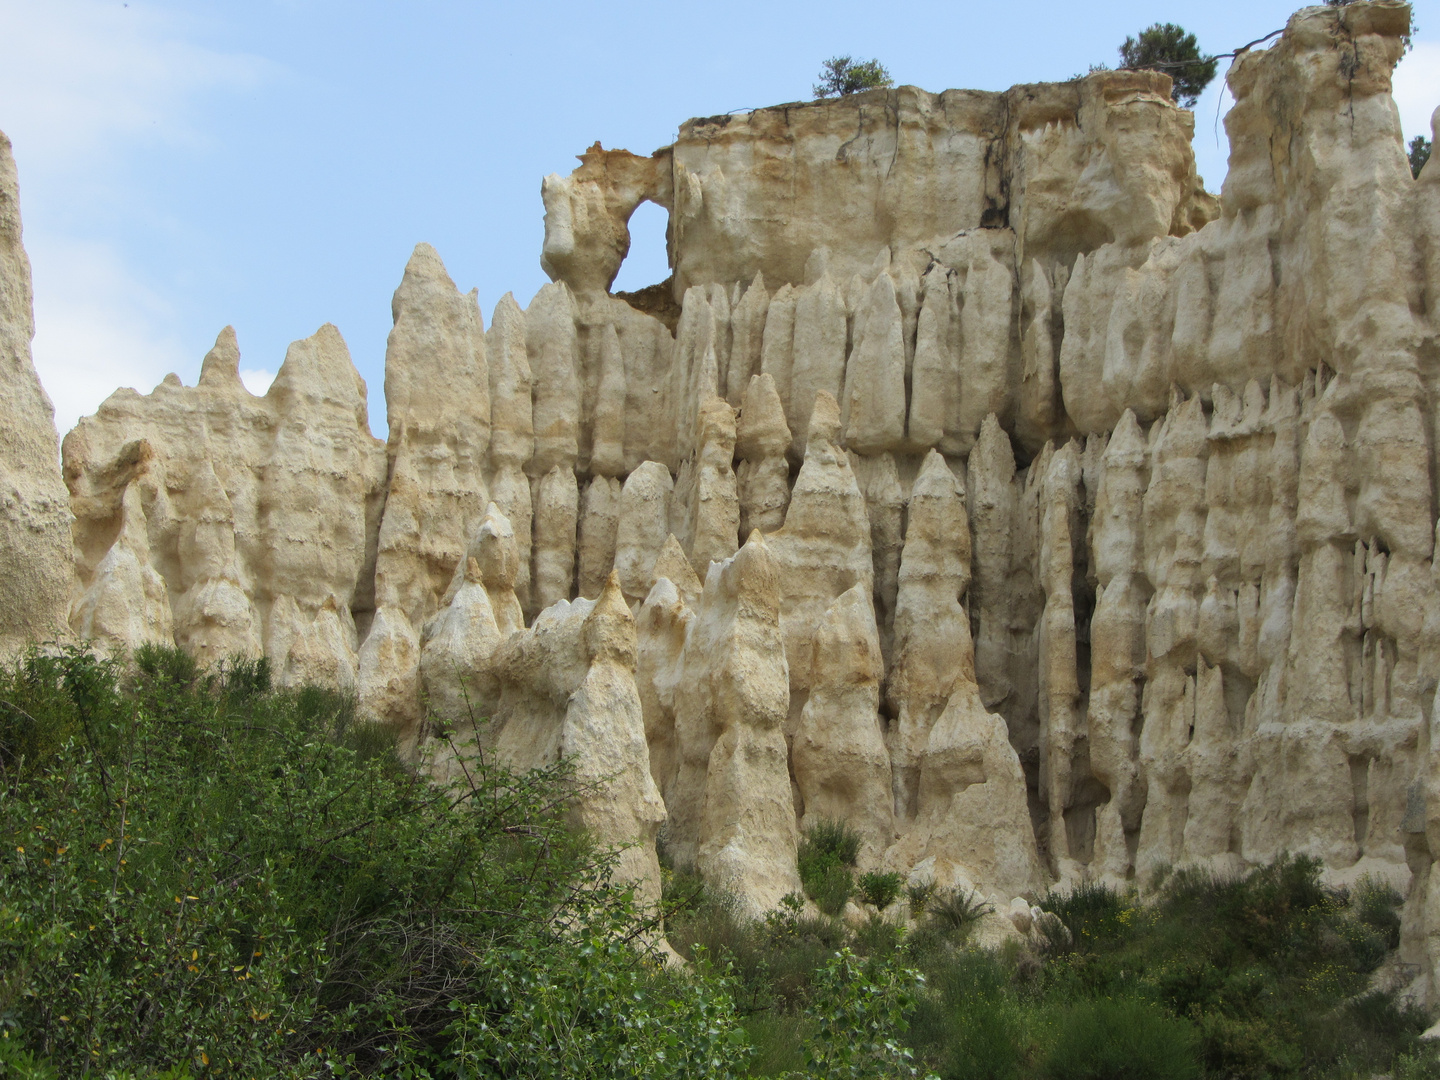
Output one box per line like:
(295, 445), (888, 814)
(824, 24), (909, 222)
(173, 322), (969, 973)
(16, 0), (1440, 1008)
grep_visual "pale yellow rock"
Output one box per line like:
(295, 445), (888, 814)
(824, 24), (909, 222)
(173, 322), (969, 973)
(0, 130), (72, 651)
(769, 392), (873, 711)
(792, 583), (895, 866)
(686, 396), (739, 576)
(788, 274), (847, 455)
(532, 465), (579, 615)
(540, 142), (671, 296)
(842, 273), (907, 453)
(420, 504), (522, 725)
(726, 274), (770, 405)
(364, 243), (491, 728)
(356, 605), (422, 731)
(578, 475), (622, 599)
(888, 450), (972, 820)
(374, 243), (490, 624)
(636, 575), (691, 797)
(736, 373), (792, 536)
(527, 282), (581, 474)
(671, 533), (802, 917)
(64, 321), (385, 683)
(614, 461), (673, 606)
(487, 293), (534, 468)
(70, 481), (173, 656)
(564, 573), (667, 908)
(652, 533), (702, 607)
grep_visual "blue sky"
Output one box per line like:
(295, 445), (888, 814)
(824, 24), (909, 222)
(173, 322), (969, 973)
(2, 0), (1437, 439)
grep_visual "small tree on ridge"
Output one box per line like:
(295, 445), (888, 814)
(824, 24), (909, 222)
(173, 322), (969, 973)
(1118, 22), (1218, 108)
(814, 56), (894, 98)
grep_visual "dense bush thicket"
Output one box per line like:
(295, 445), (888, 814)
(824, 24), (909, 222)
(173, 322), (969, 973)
(3, 646), (1438, 1078)
(0, 645), (747, 1079)
(667, 819), (1438, 1079)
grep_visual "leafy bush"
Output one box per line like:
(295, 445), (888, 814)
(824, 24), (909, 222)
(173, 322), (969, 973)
(1040, 997), (1200, 1080)
(802, 948), (930, 1079)
(813, 57), (894, 99)
(858, 872), (904, 911)
(0, 645), (748, 1079)
(799, 820), (861, 917)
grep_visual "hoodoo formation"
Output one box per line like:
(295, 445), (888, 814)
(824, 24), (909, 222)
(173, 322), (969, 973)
(6, 0), (1440, 1010)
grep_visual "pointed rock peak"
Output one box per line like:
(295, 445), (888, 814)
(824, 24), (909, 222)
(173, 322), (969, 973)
(493, 290), (521, 318)
(404, 241), (449, 280)
(591, 571), (633, 627)
(527, 279), (577, 321)
(804, 245), (831, 285)
(653, 533), (702, 601)
(741, 271), (767, 302)
(480, 501), (515, 539)
(807, 390), (842, 447)
(865, 269), (899, 308)
(813, 582), (881, 681)
(198, 326), (243, 390)
(584, 570), (637, 665)
(624, 459), (675, 499)
(1026, 441), (1055, 494)
(866, 246), (892, 281)
(696, 395), (736, 455)
(1266, 376), (1298, 422)
(1105, 409), (1148, 469)
(913, 448), (959, 500)
(726, 529), (781, 615)
(737, 373), (791, 460)
(1242, 380), (1266, 426)
(1210, 383), (1241, 435)
(1163, 395), (1208, 457)
(161, 373), (184, 389)
(1046, 438), (1083, 492)
(681, 284), (713, 316)
(973, 413), (1016, 479)
(268, 325), (370, 427)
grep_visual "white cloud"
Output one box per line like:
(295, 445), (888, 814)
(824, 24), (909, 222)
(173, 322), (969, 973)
(0, 0), (267, 167)
(29, 235), (190, 437)
(1393, 40), (1440, 144)
(0, 1), (270, 439)
(239, 368), (275, 396)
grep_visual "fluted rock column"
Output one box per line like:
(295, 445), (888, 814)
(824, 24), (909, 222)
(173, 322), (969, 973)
(1087, 410), (1148, 882)
(736, 373), (792, 536)
(792, 583), (894, 866)
(888, 450), (973, 821)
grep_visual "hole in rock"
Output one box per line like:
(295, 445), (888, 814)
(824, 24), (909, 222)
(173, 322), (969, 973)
(611, 199), (671, 295)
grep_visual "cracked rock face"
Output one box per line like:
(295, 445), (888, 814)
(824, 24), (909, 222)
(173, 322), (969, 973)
(20, 0), (1440, 1006)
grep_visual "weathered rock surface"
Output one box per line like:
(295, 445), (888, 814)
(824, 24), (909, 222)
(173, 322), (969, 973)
(15, 1), (1440, 1001)
(0, 130), (73, 651)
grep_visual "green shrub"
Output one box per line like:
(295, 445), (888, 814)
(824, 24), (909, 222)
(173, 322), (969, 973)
(1355, 874), (1404, 949)
(813, 56), (893, 99)
(858, 871), (904, 911)
(1040, 997), (1200, 1080)
(907, 881), (935, 918)
(928, 887), (992, 940)
(799, 820), (861, 917)
(0, 645), (749, 1079)
(803, 948), (928, 1079)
